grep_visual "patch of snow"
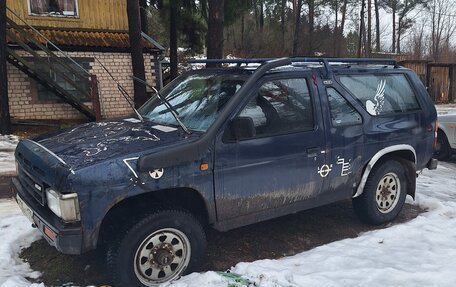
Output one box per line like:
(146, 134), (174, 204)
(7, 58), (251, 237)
(0, 135), (19, 176)
(0, 199), (42, 287)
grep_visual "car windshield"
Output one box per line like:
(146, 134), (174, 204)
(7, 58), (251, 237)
(138, 73), (245, 132)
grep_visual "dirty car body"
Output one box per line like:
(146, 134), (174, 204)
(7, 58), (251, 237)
(12, 58), (438, 286)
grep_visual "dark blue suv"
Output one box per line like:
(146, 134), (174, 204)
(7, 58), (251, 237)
(12, 58), (438, 286)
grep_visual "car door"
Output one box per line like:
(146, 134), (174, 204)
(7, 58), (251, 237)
(214, 75), (327, 222)
(320, 84), (365, 197)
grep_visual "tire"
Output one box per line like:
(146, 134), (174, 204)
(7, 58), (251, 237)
(434, 130), (451, 161)
(353, 160), (407, 225)
(106, 209), (207, 287)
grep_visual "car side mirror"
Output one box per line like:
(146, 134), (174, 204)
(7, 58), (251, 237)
(228, 117), (256, 141)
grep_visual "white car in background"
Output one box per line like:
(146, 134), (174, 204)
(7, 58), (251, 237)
(435, 105), (456, 160)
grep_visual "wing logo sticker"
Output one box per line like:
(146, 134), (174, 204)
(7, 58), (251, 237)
(366, 80), (386, 115)
(318, 164), (333, 178)
(149, 168), (164, 179)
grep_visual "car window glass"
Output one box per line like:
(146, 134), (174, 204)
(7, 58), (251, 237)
(339, 74), (420, 116)
(327, 87), (362, 126)
(238, 78), (313, 137)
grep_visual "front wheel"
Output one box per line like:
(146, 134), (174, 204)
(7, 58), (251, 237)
(106, 209), (206, 287)
(353, 160), (408, 225)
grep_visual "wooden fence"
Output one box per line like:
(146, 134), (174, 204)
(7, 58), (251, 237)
(400, 60), (456, 104)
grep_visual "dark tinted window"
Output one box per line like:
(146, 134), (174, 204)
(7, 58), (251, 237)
(239, 78), (313, 137)
(339, 74), (420, 116)
(327, 88), (362, 126)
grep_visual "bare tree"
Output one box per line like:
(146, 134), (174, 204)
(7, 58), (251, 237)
(427, 0), (456, 60)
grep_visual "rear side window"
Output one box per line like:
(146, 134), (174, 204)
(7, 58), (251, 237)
(239, 78), (313, 137)
(327, 88), (362, 126)
(339, 74), (420, 116)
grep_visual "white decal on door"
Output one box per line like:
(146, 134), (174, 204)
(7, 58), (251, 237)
(336, 156), (352, 176)
(318, 164), (333, 178)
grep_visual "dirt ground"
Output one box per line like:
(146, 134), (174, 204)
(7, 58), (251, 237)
(21, 201), (424, 287)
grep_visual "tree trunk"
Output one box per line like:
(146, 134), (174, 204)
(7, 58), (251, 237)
(169, 0), (178, 80)
(338, 0), (348, 56)
(241, 14), (245, 50)
(392, 4), (396, 53)
(127, 0), (147, 108)
(374, 0), (380, 52)
(207, 0), (224, 66)
(367, 0), (372, 55)
(292, 0), (303, 56)
(358, 0), (366, 57)
(259, 0), (264, 31)
(0, 0), (11, 134)
(307, 0), (315, 56)
(333, 0), (339, 56)
(281, 0), (286, 51)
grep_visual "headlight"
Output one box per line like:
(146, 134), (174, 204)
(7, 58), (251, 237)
(46, 189), (80, 222)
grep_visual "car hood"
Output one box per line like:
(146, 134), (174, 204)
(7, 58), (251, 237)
(35, 119), (198, 170)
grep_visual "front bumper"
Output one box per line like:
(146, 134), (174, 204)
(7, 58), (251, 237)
(12, 177), (84, 255)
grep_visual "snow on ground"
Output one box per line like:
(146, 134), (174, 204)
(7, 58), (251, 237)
(1, 133), (456, 286)
(0, 135), (19, 176)
(0, 200), (42, 287)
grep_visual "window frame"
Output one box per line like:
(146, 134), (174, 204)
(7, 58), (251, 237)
(335, 72), (422, 117)
(229, 75), (316, 142)
(27, 0), (80, 18)
(326, 87), (363, 127)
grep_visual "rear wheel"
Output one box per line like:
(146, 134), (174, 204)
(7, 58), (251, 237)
(434, 130), (451, 161)
(353, 160), (407, 225)
(106, 209), (206, 287)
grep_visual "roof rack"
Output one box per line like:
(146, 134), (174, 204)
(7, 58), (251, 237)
(187, 57), (399, 77)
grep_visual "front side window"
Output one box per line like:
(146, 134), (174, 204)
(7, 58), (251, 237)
(29, 0), (78, 17)
(339, 74), (420, 116)
(139, 73), (245, 132)
(238, 78), (314, 137)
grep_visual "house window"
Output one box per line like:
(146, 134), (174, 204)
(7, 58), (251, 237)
(29, 0), (78, 17)
(34, 58), (92, 102)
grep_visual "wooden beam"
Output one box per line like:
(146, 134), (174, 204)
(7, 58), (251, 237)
(0, 0), (12, 134)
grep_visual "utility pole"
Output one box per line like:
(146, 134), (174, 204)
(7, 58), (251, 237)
(0, 0), (12, 135)
(127, 0), (147, 108)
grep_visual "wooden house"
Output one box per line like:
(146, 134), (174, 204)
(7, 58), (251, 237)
(5, 0), (164, 121)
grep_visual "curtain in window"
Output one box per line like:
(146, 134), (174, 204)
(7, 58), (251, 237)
(29, 0), (76, 16)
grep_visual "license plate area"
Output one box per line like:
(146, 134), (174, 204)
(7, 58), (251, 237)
(17, 194), (34, 224)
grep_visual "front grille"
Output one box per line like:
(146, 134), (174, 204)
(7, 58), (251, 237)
(16, 152), (46, 206)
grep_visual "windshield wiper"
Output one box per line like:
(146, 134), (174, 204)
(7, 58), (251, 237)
(95, 58), (144, 122)
(130, 76), (191, 135)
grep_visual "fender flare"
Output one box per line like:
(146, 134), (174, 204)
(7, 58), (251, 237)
(353, 144), (416, 198)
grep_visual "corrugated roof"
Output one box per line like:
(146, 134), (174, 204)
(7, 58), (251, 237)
(7, 28), (158, 50)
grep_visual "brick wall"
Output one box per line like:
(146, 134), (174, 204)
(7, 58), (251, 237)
(7, 51), (157, 120)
